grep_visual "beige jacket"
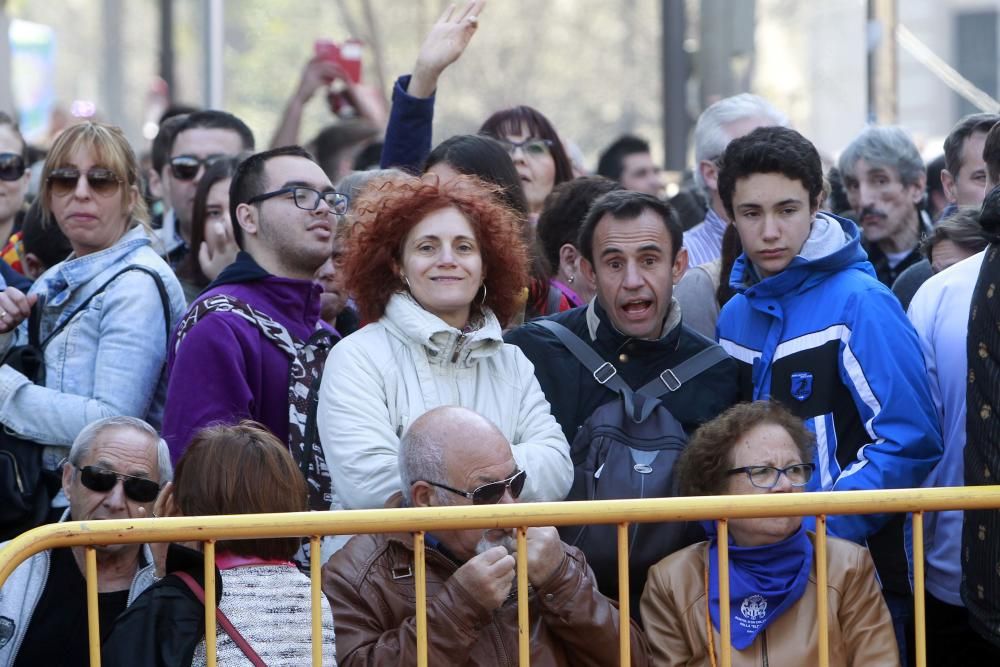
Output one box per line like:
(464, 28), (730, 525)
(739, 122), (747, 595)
(640, 533), (899, 666)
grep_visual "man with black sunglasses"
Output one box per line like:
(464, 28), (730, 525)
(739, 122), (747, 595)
(323, 406), (651, 666)
(0, 416), (170, 667)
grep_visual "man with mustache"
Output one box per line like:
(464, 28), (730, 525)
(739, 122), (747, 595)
(838, 125), (932, 288)
(323, 405), (649, 666)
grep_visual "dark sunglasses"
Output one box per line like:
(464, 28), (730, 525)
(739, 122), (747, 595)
(77, 465), (160, 503)
(48, 167), (122, 197)
(423, 469), (527, 505)
(0, 153), (25, 181)
(169, 154), (226, 181)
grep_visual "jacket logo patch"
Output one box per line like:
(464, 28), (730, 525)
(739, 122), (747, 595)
(0, 616), (14, 649)
(791, 372), (813, 401)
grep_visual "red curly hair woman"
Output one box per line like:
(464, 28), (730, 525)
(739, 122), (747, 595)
(317, 173), (572, 510)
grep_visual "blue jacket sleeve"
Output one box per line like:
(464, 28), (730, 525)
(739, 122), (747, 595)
(827, 286), (944, 542)
(379, 75), (435, 172)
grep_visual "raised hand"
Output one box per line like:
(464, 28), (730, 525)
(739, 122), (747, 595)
(198, 218), (239, 282)
(409, 0), (486, 98)
(295, 58), (345, 105)
(0, 286), (37, 334)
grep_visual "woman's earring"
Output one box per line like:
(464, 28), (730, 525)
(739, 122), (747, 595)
(479, 283), (488, 307)
(568, 274), (575, 284)
(401, 274), (411, 289)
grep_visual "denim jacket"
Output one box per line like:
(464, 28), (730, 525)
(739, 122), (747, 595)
(0, 225), (186, 470)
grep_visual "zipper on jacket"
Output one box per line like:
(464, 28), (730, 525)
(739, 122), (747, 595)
(450, 333), (467, 364)
(761, 629), (768, 667)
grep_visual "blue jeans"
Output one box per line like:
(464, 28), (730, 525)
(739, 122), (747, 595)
(883, 591), (912, 666)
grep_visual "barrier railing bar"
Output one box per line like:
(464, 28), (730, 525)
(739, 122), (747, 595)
(85, 546), (100, 667)
(816, 515), (829, 667)
(413, 531), (427, 667)
(718, 519), (731, 667)
(913, 511), (926, 667)
(204, 540), (217, 667)
(617, 522), (631, 666)
(517, 527), (530, 666)
(311, 536), (322, 667)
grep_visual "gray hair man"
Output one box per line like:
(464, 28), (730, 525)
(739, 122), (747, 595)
(0, 416), (170, 667)
(323, 405), (649, 666)
(839, 125), (930, 287)
(683, 93), (789, 268)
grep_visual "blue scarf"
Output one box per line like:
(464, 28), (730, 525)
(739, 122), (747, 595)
(704, 522), (812, 650)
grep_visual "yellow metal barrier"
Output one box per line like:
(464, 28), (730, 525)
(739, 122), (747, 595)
(1, 486), (999, 666)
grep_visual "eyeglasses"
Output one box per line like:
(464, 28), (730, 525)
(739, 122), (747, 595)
(169, 154), (227, 181)
(77, 465), (161, 503)
(423, 469), (527, 505)
(0, 153), (25, 181)
(47, 168), (122, 198)
(247, 186), (350, 216)
(500, 138), (553, 158)
(726, 463), (815, 490)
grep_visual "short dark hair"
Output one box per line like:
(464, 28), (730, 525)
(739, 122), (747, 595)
(424, 134), (529, 219)
(577, 190), (682, 264)
(21, 200), (71, 270)
(678, 401), (814, 497)
(596, 135), (651, 182)
(169, 110), (255, 157)
(173, 421), (307, 560)
(926, 154), (945, 196)
(984, 121), (1000, 187)
(923, 206), (989, 260)
(479, 105), (574, 186)
(943, 113), (1000, 178)
(229, 145), (315, 248)
(718, 126), (824, 220)
(536, 176), (620, 273)
(151, 115), (187, 175)
(309, 119), (379, 179)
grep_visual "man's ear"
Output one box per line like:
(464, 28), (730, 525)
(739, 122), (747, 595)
(578, 255), (596, 287)
(940, 169), (957, 204)
(147, 168), (163, 200)
(61, 462), (74, 501)
(410, 481), (436, 508)
(671, 246), (689, 284)
(699, 159), (720, 193)
(235, 202), (259, 239)
(21, 253), (45, 281)
(558, 243), (579, 277)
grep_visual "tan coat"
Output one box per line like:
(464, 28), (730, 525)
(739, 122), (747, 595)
(640, 533), (899, 666)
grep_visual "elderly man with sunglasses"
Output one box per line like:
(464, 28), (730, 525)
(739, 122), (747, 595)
(0, 416), (170, 667)
(323, 406), (650, 666)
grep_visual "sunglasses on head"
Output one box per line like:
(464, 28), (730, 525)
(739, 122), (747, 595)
(0, 153), (25, 181)
(423, 469), (527, 505)
(47, 167), (122, 198)
(169, 154), (225, 181)
(77, 465), (160, 503)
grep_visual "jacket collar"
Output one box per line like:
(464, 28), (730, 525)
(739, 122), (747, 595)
(45, 225), (150, 307)
(585, 296), (683, 349)
(206, 251), (324, 329)
(208, 250), (272, 288)
(381, 292), (504, 363)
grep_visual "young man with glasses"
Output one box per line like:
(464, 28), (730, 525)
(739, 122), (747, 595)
(153, 110), (254, 266)
(0, 416), (170, 667)
(162, 145), (341, 493)
(323, 405), (651, 666)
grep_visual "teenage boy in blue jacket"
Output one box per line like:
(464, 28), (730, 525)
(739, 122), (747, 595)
(715, 126), (943, 663)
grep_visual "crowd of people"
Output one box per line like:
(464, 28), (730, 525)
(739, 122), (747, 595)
(0, 1), (997, 665)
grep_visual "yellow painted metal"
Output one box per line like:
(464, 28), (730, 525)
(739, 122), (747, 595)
(311, 536), (323, 667)
(204, 540), (217, 667)
(718, 519), (731, 667)
(617, 523), (631, 666)
(413, 531), (427, 667)
(517, 527), (530, 666)
(816, 516), (829, 667)
(913, 512), (926, 667)
(85, 547), (100, 667)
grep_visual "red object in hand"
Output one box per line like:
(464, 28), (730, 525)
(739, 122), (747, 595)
(314, 39), (363, 83)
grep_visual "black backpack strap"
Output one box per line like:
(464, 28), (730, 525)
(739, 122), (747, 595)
(637, 344), (730, 399)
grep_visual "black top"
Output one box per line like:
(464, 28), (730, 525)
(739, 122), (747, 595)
(14, 548), (129, 667)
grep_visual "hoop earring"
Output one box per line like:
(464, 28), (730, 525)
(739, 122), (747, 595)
(401, 274), (411, 290)
(479, 283), (488, 307)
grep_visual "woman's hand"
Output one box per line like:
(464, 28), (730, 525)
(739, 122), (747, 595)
(0, 287), (37, 334)
(198, 219), (239, 282)
(140, 481), (175, 578)
(409, 0), (486, 98)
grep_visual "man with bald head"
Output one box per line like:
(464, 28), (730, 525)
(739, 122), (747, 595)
(323, 406), (649, 666)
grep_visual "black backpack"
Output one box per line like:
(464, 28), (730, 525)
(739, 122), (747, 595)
(535, 319), (728, 615)
(0, 265), (169, 541)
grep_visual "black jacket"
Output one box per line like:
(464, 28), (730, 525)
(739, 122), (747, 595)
(505, 300), (739, 444)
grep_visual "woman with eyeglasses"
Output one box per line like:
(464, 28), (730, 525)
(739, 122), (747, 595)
(0, 113), (30, 252)
(103, 421), (336, 666)
(0, 122), (186, 510)
(317, 173), (572, 512)
(640, 401), (898, 666)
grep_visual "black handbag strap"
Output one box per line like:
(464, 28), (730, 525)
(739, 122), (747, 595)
(38, 265), (171, 351)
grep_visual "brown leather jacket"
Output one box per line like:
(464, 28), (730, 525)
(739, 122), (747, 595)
(323, 531), (650, 666)
(639, 533), (900, 666)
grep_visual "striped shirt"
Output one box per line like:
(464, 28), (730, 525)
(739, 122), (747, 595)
(683, 208), (727, 268)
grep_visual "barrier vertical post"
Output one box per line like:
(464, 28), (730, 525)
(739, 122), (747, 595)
(913, 511), (926, 667)
(204, 540), (217, 667)
(517, 527), (530, 666)
(414, 531), (428, 667)
(85, 546), (100, 667)
(617, 523), (632, 666)
(718, 519), (731, 667)
(311, 536), (323, 667)
(816, 515), (829, 667)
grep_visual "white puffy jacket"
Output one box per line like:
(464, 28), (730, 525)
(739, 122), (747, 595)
(318, 292), (572, 509)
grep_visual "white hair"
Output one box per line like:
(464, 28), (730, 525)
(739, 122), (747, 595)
(68, 416), (173, 482)
(693, 93), (789, 192)
(398, 421), (446, 507)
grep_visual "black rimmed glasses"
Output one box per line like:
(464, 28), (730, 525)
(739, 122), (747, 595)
(423, 469), (527, 505)
(76, 465), (161, 503)
(500, 138), (553, 158)
(726, 463), (815, 489)
(247, 186), (350, 216)
(48, 168), (122, 198)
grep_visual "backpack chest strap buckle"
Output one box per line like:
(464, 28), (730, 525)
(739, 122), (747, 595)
(593, 362), (618, 385)
(659, 368), (682, 392)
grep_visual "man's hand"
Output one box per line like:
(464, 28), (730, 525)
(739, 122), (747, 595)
(409, 0), (486, 98)
(525, 527), (566, 588)
(294, 58), (343, 105)
(0, 287), (37, 334)
(137, 482), (174, 578)
(198, 219), (239, 282)
(452, 545), (515, 611)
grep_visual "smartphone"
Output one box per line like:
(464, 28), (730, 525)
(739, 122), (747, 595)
(314, 39), (363, 84)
